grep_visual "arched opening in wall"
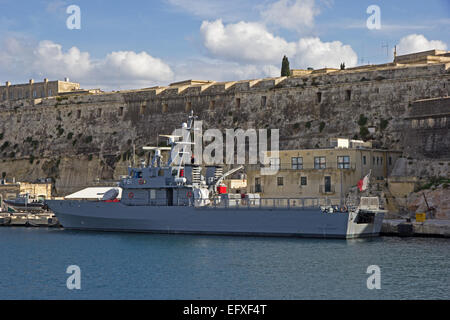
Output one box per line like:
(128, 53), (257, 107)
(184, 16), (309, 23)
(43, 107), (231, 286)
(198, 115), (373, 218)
(185, 102), (192, 112)
(209, 100), (215, 111)
(345, 90), (352, 101)
(162, 103), (168, 113)
(140, 104), (146, 115)
(317, 92), (322, 103)
(118, 107), (124, 116)
(236, 98), (241, 109)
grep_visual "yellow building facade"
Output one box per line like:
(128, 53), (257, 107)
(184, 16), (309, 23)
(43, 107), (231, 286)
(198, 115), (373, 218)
(247, 143), (402, 200)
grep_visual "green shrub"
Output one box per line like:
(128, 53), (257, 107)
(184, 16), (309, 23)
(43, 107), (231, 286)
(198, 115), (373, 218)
(319, 122), (326, 132)
(305, 121), (311, 129)
(380, 118), (389, 130)
(67, 132), (73, 140)
(358, 114), (368, 126)
(360, 126), (369, 139)
(84, 136), (93, 143)
(0, 141), (9, 151)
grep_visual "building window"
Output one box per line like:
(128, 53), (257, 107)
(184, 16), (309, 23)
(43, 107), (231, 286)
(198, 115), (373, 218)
(2, 93), (5, 100)
(261, 96), (267, 107)
(33, 90), (37, 98)
(300, 176), (307, 186)
(77, 110), (81, 119)
(363, 155), (367, 165)
(255, 177), (261, 193)
(10, 92), (14, 99)
(314, 156), (326, 169)
(119, 107), (124, 116)
(97, 108), (102, 117)
(324, 176), (332, 193)
(389, 157), (392, 166)
(277, 177), (284, 186)
(317, 92), (322, 103)
(236, 98), (241, 109)
(140, 104), (146, 114)
(291, 157), (303, 169)
(270, 158), (280, 170)
(376, 157), (379, 165)
(337, 156), (350, 169)
(209, 100), (215, 110)
(49, 89), (52, 96)
(375, 88), (379, 94)
(162, 103), (168, 113)
(345, 90), (351, 101)
(373, 156), (375, 164)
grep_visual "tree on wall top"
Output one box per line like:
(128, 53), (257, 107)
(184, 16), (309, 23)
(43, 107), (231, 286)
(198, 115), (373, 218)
(340, 62), (346, 70)
(281, 55), (291, 77)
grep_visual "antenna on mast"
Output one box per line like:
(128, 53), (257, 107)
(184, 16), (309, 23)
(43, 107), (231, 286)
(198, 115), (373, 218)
(381, 41), (389, 58)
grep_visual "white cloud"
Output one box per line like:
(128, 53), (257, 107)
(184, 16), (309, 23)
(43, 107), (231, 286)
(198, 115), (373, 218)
(200, 19), (357, 69)
(200, 19), (296, 64)
(261, 0), (319, 32)
(294, 37), (357, 69)
(0, 37), (174, 90)
(397, 34), (447, 55)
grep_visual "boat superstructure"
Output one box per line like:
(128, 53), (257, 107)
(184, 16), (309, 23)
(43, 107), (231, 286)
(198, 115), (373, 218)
(47, 112), (385, 239)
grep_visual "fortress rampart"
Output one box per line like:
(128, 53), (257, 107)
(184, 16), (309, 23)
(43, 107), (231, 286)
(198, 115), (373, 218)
(0, 50), (449, 194)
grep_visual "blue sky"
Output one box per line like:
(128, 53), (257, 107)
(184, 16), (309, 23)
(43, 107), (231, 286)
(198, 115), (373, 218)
(0, 0), (448, 90)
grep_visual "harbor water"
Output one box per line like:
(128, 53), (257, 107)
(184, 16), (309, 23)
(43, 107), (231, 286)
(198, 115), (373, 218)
(0, 227), (448, 300)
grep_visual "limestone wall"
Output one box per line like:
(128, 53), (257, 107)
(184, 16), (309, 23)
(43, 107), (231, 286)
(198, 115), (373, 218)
(0, 63), (449, 195)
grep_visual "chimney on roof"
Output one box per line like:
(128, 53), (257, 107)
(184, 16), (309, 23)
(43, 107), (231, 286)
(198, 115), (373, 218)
(64, 77), (69, 82)
(44, 78), (48, 83)
(29, 79), (34, 84)
(5, 81), (11, 87)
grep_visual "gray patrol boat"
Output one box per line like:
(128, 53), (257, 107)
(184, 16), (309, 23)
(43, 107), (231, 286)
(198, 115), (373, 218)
(47, 112), (385, 239)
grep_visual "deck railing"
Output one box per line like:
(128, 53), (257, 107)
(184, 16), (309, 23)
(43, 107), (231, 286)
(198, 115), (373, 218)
(200, 197), (343, 210)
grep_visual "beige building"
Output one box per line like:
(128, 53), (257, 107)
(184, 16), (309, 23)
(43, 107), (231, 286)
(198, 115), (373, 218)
(246, 139), (402, 200)
(0, 78), (80, 101)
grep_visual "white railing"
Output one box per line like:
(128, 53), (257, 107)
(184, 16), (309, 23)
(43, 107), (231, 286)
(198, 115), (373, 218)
(201, 197), (342, 210)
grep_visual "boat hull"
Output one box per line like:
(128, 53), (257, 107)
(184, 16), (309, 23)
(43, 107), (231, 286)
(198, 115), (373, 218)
(46, 200), (384, 239)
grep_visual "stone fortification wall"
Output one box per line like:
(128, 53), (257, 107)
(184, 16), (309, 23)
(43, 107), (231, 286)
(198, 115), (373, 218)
(0, 63), (449, 195)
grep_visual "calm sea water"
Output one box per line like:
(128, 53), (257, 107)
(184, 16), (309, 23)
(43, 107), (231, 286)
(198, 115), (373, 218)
(0, 227), (448, 300)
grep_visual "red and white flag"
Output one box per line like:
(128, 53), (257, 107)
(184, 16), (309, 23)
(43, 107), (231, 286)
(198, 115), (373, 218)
(358, 170), (371, 192)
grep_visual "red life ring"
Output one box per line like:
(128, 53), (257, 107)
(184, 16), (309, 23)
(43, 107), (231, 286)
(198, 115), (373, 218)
(128, 192), (134, 199)
(138, 179), (145, 185)
(186, 191), (192, 198)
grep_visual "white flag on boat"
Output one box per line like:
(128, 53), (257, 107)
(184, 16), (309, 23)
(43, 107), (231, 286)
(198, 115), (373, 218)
(358, 170), (371, 192)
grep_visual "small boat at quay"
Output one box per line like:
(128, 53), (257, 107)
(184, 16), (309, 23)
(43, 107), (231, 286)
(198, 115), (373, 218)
(3, 194), (46, 213)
